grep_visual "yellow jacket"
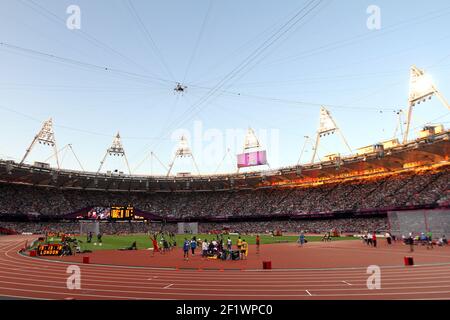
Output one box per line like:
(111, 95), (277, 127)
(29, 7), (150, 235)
(242, 242), (248, 256)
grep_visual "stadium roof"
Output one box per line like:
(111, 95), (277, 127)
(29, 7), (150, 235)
(1, 130), (448, 192)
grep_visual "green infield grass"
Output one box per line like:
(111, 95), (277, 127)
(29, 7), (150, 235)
(43, 234), (356, 251)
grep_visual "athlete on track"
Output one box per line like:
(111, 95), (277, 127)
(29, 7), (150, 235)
(150, 232), (159, 256)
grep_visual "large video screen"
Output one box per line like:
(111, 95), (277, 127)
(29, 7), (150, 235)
(237, 150), (267, 168)
(110, 206), (134, 220)
(87, 207), (110, 220)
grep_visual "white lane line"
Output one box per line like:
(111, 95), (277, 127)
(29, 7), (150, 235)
(305, 290), (312, 296)
(6, 254), (450, 279)
(10, 253), (450, 278)
(342, 281), (352, 286)
(4, 247), (450, 282)
(163, 284), (174, 289)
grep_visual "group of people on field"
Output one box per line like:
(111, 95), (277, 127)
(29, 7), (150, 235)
(402, 232), (448, 251)
(149, 231), (176, 255)
(360, 231), (448, 252)
(362, 232), (379, 247)
(362, 231), (396, 247)
(182, 235), (252, 261)
(148, 231), (257, 261)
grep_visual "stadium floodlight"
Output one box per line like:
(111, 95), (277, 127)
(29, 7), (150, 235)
(166, 135), (200, 177)
(20, 118), (60, 169)
(176, 135), (192, 157)
(237, 127), (270, 173)
(310, 107), (352, 164)
(97, 132), (131, 175)
(404, 66), (450, 143)
(408, 66), (435, 107)
(243, 127), (261, 150)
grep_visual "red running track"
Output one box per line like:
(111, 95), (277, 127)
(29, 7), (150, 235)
(1, 235), (450, 300)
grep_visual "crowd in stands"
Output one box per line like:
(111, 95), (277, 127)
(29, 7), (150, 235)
(0, 217), (387, 236)
(0, 168), (447, 219)
(0, 221), (176, 235)
(199, 217), (388, 234)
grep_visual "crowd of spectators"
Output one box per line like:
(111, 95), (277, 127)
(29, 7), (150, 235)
(0, 221), (176, 235)
(0, 217), (387, 236)
(0, 168), (447, 219)
(199, 217), (388, 234)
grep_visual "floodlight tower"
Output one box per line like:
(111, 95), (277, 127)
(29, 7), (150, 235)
(403, 65), (450, 143)
(20, 118), (60, 169)
(236, 127), (270, 173)
(97, 132), (131, 175)
(243, 127), (261, 151)
(310, 107), (352, 164)
(166, 135), (200, 176)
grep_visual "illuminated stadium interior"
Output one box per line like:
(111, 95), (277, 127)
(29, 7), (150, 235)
(1, 1), (450, 303)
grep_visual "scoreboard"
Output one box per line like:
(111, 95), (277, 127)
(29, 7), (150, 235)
(37, 244), (63, 256)
(110, 206), (134, 220)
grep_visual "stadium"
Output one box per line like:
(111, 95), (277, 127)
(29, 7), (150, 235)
(0, 0), (450, 303)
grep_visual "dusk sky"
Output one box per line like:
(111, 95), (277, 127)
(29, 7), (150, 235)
(1, 0), (450, 175)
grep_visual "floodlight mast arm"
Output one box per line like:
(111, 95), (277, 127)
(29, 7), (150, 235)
(68, 144), (85, 172)
(123, 152), (132, 176)
(215, 148), (235, 174)
(403, 86), (450, 144)
(166, 152), (178, 177)
(393, 110), (404, 140)
(97, 151), (109, 174)
(297, 137), (313, 165)
(433, 86), (450, 110)
(329, 115), (352, 155)
(96, 152), (131, 175)
(43, 144), (68, 164)
(53, 139), (60, 170)
(338, 128), (352, 155)
(191, 155), (201, 176)
(150, 151), (168, 175)
(215, 149), (229, 174)
(20, 135), (39, 165)
(310, 132), (320, 164)
(403, 103), (414, 144)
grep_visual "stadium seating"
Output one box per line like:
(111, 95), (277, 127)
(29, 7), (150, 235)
(0, 168), (447, 218)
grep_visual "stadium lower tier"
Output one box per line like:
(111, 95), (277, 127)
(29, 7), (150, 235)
(0, 166), (448, 219)
(0, 217), (388, 235)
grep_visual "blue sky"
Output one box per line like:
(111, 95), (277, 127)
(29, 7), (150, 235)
(1, 0), (450, 175)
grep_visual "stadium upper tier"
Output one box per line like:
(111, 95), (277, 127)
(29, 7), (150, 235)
(0, 158), (448, 219)
(0, 130), (449, 192)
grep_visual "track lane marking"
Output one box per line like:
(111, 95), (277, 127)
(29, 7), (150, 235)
(2, 236), (450, 300)
(4, 252), (450, 280)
